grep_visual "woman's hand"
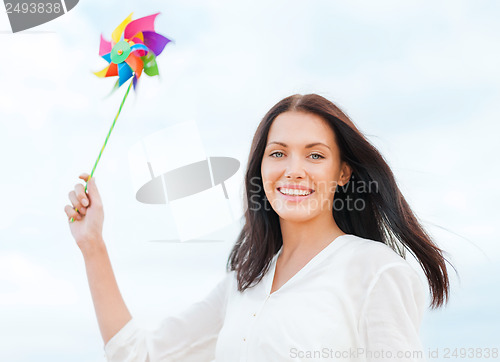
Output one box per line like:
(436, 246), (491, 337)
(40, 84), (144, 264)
(64, 173), (105, 253)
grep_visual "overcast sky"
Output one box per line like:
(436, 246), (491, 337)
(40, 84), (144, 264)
(1, 1), (499, 361)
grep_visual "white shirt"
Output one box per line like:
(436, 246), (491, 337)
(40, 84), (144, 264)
(104, 234), (427, 361)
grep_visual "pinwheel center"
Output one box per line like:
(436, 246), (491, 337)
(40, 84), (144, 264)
(110, 40), (131, 64)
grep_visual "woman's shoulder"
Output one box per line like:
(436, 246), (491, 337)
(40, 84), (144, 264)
(338, 233), (417, 274)
(335, 234), (426, 296)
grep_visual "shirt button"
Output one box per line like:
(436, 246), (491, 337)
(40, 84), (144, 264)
(243, 338), (246, 341)
(253, 313), (256, 317)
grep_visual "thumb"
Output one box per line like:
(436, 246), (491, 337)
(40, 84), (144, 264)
(86, 177), (102, 205)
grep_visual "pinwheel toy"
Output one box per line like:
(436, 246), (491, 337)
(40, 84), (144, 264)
(94, 12), (171, 91)
(70, 12), (172, 222)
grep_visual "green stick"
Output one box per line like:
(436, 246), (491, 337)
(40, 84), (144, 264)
(70, 80), (133, 223)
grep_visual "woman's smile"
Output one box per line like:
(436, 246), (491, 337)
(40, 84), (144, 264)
(277, 187), (315, 201)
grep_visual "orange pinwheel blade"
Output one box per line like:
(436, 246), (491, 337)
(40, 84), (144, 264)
(106, 63), (118, 77)
(125, 53), (143, 78)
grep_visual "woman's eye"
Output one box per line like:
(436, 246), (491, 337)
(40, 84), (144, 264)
(270, 151), (284, 158)
(310, 153), (324, 160)
(269, 152), (324, 159)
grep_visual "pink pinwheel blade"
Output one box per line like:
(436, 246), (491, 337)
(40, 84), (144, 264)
(99, 34), (112, 57)
(142, 31), (171, 56)
(131, 36), (144, 45)
(124, 13), (159, 40)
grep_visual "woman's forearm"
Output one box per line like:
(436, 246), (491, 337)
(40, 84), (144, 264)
(82, 239), (132, 345)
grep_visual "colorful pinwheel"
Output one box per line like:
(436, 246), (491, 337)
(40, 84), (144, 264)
(70, 12), (172, 222)
(94, 12), (171, 91)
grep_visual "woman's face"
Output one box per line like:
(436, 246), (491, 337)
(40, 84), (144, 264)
(260, 111), (351, 223)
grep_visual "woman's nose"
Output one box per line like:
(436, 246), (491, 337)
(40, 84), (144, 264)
(284, 156), (306, 179)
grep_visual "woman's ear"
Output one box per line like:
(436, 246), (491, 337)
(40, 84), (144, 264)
(338, 162), (352, 187)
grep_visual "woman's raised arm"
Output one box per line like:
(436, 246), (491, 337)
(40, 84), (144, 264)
(65, 173), (231, 362)
(64, 174), (133, 346)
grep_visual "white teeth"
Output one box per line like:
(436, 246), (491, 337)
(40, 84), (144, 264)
(279, 188), (312, 196)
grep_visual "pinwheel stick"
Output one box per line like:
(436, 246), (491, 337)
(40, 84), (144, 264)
(69, 79), (133, 223)
(85, 79), (133, 192)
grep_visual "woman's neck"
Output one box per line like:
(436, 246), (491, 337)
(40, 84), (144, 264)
(278, 213), (345, 261)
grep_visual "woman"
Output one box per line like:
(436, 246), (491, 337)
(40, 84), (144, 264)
(65, 94), (452, 361)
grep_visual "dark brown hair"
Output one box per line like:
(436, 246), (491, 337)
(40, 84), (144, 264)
(226, 93), (454, 309)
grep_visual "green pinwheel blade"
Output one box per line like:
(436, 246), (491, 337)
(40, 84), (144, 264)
(143, 52), (159, 76)
(103, 79), (121, 99)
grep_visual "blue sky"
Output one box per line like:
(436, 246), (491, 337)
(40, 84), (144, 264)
(1, 1), (499, 361)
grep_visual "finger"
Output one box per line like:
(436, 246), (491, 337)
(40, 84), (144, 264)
(86, 177), (102, 205)
(64, 205), (82, 221)
(75, 183), (89, 211)
(68, 190), (85, 215)
(79, 173), (91, 183)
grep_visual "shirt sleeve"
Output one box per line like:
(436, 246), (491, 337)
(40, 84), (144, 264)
(103, 272), (232, 362)
(358, 263), (427, 362)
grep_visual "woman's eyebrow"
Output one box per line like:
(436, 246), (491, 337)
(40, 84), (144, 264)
(266, 141), (331, 150)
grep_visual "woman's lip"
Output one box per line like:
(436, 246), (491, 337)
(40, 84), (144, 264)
(277, 187), (315, 192)
(277, 188), (315, 201)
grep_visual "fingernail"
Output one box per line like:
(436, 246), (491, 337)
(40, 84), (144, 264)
(82, 199), (89, 207)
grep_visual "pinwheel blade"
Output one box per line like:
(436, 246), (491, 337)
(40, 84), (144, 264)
(94, 66), (110, 78)
(102, 52), (112, 63)
(124, 13), (159, 40)
(118, 62), (133, 86)
(133, 75), (138, 90)
(130, 35), (144, 45)
(99, 34), (112, 56)
(130, 43), (149, 57)
(125, 53), (143, 78)
(109, 79), (120, 95)
(106, 63), (118, 77)
(142, 52), (159, 76)
(142, 31), (171, 56)
(111, 12), (133, 44)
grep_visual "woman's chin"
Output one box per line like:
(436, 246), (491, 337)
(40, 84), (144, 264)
(275, 208), (317, 223)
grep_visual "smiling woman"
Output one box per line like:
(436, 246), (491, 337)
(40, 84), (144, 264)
(229, 94), (452, 301)
(224, 93), (454, 360)
(66, 93), (454, 362)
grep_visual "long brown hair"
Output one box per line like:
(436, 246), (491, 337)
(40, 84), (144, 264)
(226, 93), (454, 309)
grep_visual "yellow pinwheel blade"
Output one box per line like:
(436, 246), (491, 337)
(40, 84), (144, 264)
(131, 32), (144, 42)
(93, 66), (110, 78)
(112, 12), (133, 44)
